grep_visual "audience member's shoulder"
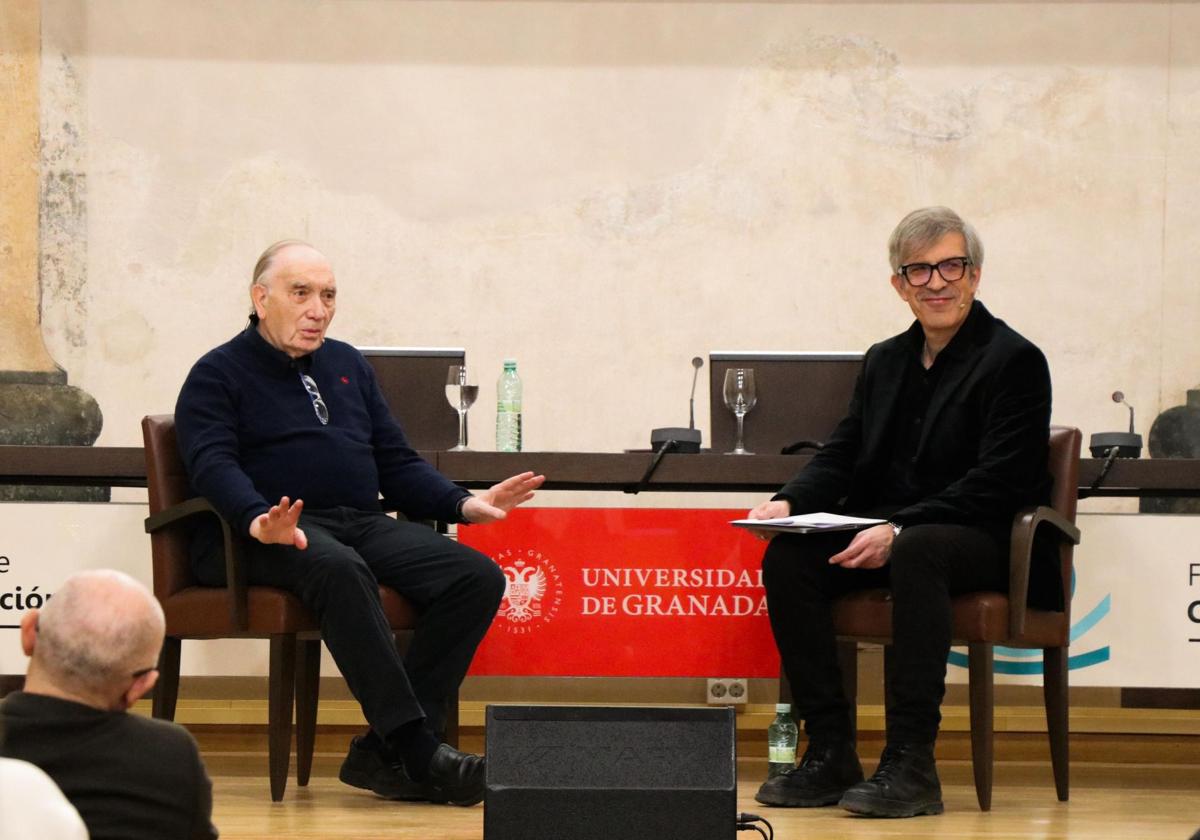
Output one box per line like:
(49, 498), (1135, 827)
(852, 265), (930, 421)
(0, 757), (89, 840)
(125, 711), (205, 754)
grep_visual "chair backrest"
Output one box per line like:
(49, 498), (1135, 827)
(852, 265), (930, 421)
(1046, 425), (1082, 618)
(142, 414), (199, 601)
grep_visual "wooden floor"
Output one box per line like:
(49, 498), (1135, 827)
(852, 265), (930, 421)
(206, 746), (1200, 840)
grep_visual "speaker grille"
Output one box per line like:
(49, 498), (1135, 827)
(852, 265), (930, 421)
(485, 705), (736, 840)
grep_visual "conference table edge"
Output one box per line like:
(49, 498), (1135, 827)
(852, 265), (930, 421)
(0, 446), (1197, 497)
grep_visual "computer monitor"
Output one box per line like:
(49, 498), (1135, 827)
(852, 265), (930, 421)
(358, 347), (465, 451)
(708, 351), (864, 455)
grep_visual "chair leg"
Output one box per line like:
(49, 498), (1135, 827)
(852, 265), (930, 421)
(153, 636), (182, 720)
(837, 640), (858, 746)
(268, 634), (297, 802)
(1043, 645), (1070, 802)
(968, 642), (995, 811)
(294, 639), (321, 788)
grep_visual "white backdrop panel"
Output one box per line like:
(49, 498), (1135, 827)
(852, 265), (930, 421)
(1, 506), (1198, 687)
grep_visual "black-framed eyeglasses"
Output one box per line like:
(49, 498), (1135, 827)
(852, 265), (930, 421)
(300, 374), (329, 425)
(898, 256), (972, 287)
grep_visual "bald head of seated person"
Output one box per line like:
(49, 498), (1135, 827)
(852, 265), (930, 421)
(0, 570), (219, 840)
(174, 240), (544, 806)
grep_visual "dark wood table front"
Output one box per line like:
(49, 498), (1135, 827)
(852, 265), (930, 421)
(0, 445), (147, 488)
(2, 445), (1200, 498)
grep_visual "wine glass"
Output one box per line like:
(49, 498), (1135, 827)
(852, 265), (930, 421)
(723, 368), (757, 455)
(445, 365), (479, 452)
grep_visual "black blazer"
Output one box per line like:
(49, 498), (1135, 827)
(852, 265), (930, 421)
(775, 301), (1060, 608)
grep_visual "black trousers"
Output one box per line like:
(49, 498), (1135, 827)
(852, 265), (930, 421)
(192, 508), (504, 740)
(761, 524), (1007, 746)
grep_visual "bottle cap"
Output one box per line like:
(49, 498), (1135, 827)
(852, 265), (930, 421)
(775, 703), (791, 714)
(503, 358), (517, 369)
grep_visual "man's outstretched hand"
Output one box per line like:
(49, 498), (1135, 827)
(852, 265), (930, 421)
(249, 496), (308, 549)
(461, 472), (546, 524)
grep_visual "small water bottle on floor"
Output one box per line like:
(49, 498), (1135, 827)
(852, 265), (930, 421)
(767, 703), (798, 777)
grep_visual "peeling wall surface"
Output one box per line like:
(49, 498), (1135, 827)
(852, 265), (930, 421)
(36, 0), (1200, 454)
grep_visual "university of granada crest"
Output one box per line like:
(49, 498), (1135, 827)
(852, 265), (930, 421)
(495, 549), (562, 635)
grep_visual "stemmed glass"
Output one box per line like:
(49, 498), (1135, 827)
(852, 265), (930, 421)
(723, 368), (757, 455)
(445, 365), (479, 452)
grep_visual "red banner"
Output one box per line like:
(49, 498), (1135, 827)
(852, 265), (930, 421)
(459, 508), (780, 677)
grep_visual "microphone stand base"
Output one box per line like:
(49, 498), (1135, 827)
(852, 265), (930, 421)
(1088, 431), (1142, 458)
(650, 427), (701, 454)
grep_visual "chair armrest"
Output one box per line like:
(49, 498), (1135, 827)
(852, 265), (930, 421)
(1007, 505), (1082, 638)
(144, 498), (250, 632)
(144, 497), (218, 533)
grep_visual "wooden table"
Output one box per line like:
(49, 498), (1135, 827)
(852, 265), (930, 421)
(2, 445), (1200, 497)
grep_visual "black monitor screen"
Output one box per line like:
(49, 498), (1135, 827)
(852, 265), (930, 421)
(358, 346), (465, 452)
(708, 351), (863, 455)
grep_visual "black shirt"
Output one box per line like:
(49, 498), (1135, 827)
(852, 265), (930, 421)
(876, 333), (947, 507)
(1, 692), (219, 840)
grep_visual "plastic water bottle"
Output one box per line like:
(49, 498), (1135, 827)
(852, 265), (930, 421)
(767, 703), (798, 777)
(496, 359), (522, 452)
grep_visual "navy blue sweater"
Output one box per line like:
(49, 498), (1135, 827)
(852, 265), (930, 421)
(175, 327), (469, 535)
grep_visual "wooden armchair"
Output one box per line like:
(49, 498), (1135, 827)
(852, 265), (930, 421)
(826, 425), (1082, 811)
(141, 414), (455, 801)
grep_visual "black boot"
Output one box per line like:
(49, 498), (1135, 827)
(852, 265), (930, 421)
(839, 742), (944, 817)
(754, 741), (864, 807)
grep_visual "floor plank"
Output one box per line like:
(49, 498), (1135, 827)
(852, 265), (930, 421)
(205, 750), (1200, 839)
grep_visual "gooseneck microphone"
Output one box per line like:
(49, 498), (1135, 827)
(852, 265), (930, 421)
(1087, 388), (1143, 460)
(649, 357), (704, 454)
(688, 356), (702, 431)
(1114, 390), (1135, 434)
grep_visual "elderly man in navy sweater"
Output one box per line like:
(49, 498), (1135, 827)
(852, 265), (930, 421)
(175, 240), (544, 806)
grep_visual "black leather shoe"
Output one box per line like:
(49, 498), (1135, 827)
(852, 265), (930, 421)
(754, 741), (864, 807)
(424, 743), (486, 807)
(338, 736), (449, 803)
(839, 742), (944, 817)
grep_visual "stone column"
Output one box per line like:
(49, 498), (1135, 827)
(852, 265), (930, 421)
(1, 0), (103, 501)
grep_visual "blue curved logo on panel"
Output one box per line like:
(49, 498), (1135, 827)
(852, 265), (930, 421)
(947, 572), (1110, 675)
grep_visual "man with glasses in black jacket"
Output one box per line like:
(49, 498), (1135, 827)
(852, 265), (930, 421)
(748, 207), (1055, 818)
(175, 240), (544, 807)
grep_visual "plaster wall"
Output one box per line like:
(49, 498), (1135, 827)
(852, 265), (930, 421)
(34, 0), (1200, 458)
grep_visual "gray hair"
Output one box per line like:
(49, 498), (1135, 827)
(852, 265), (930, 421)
(35, 570), (165, 697)
(248, 239), (315, 324)
(887, 206), (984, 274)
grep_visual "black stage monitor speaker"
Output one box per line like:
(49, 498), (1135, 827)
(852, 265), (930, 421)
(485, 705), (736, 840)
